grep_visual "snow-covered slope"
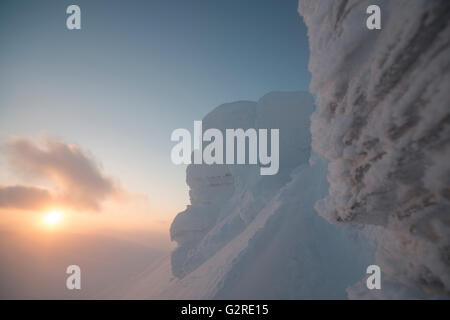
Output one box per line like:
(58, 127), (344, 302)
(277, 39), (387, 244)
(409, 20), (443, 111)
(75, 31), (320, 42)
(170, 91), (315, 279)
(299, 0), (450, 297)
(123, 91), (373, 299)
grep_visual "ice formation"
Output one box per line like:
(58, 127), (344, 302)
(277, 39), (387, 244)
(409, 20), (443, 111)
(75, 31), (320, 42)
(161, 91), (372, 298)
(299, 0), (450, 297)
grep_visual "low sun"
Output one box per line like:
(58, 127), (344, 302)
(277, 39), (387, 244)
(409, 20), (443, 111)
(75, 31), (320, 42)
(43, 210), (63, 226)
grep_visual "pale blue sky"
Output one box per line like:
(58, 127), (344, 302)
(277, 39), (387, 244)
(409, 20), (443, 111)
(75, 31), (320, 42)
(0, 0), (310, 217)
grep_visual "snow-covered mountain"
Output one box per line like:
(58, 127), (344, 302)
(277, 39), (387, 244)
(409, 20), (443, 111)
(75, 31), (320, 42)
(123, 91), (373, 299)
(122, 0), (449, 299)
(170, 92), (315, 279)
(299, 0), (450, 297)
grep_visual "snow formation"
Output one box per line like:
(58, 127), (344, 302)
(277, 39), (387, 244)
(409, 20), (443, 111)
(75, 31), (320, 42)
(299, 0), (450, 297)
(161, 91), (372, 299)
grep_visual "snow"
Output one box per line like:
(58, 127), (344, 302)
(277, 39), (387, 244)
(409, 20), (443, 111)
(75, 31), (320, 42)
(122, 0), (450, 299)
(170, 91), (315, 279)
(299, 0), (450, 297)
(124, 91), (373, 299)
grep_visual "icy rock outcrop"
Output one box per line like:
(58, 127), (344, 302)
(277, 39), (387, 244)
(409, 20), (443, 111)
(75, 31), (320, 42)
(299, 0), (450, 296)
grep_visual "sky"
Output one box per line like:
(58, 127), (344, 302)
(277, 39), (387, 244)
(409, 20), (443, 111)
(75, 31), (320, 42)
(0, 0), (310, 233)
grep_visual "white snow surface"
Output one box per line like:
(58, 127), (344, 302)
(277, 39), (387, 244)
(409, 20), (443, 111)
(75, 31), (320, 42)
(122, 91), (373, 299)
(299, 0), (450, 297)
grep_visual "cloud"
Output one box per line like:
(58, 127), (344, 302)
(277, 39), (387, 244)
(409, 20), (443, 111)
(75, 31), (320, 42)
(2, 137), (118, 211)
(0, 185), (52, 210)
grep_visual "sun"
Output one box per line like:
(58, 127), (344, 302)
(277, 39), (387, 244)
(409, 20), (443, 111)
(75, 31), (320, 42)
(43, 210), (63, 226)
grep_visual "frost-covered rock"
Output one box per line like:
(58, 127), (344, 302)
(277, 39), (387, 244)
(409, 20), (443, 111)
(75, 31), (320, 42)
(299, 0), (450, 296)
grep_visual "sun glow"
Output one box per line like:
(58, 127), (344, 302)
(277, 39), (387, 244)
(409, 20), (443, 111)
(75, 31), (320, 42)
(43, 210), (63, 226)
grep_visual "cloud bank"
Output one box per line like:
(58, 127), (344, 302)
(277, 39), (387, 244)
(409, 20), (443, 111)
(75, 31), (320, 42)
(0, 185), (52, 210)
(1, 137), (118, 212)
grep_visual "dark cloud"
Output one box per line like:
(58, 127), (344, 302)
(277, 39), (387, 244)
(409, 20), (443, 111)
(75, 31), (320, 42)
(2, 137), (118, 211)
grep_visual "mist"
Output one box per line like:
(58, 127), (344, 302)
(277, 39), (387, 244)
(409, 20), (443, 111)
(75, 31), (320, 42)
(0, 226), (172, 299)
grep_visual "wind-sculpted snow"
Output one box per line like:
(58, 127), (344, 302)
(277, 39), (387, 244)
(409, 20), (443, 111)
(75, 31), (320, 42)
(164, 91), (372, 299)
(170, 91), (315, 278)
(299, 0), (450, 296)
